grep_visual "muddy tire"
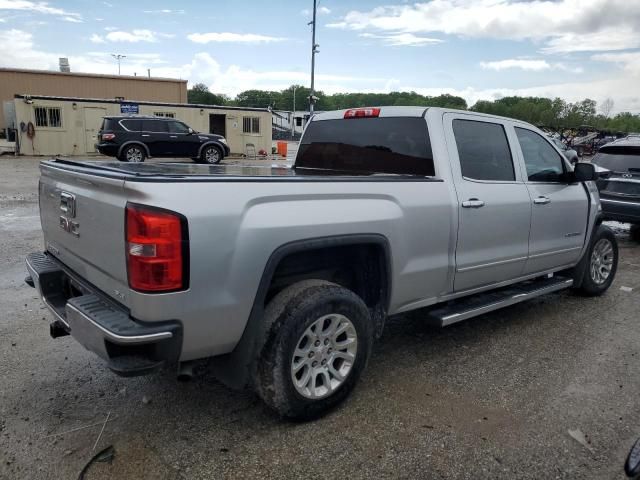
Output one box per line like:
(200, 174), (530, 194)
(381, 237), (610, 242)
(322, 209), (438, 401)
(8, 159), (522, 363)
(576, 225), (618, 296)
(255, 280), (373, 420)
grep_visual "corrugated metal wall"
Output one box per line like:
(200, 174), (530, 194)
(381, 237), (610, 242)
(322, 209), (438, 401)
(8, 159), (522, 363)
(0, 69), (187, 131)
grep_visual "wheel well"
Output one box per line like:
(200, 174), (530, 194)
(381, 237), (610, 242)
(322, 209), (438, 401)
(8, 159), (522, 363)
(265, 243), (389, 337)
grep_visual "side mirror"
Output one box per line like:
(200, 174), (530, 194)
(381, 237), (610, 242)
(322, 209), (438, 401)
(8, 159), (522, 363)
(573, 162), (597, 182)
(188, 127), (194, 135)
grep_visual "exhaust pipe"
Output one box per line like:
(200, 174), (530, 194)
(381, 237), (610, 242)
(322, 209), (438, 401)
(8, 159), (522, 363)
(177, 361), (194, 382)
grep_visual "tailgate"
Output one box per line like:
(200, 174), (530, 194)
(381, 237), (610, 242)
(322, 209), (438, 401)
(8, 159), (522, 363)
(39, 162), (130, 307)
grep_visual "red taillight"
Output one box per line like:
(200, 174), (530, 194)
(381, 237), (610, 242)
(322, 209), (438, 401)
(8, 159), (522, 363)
(102, 133), (116, 141)
(126, 204), (188, 292)
(343, 108), (380, 119)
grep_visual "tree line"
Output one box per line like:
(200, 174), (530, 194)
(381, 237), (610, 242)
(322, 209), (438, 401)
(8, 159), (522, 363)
(188, 83), (640, 133)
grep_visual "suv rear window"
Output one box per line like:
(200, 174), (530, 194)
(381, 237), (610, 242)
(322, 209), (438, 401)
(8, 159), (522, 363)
(295, 117), (434, 176)
(101, 118), (119, 131)
(593, 146), (640, 172)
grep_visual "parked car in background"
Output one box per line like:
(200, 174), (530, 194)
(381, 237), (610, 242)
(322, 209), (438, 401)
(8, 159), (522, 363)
(96, 115), (230, 163)
(549, 136), (579, 164)
(592, 136), (640, 225)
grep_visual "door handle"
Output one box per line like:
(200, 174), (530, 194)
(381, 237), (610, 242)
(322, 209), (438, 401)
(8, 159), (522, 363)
(461, 198), (485, 208)
(141, 134), (150, 137)
(533, 196), (551, 205)
(170, 135), (177, 138)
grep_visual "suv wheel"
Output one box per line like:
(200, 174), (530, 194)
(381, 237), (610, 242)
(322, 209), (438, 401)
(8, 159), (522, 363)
(256, 280), (373, 420)
(575, 225), (618, 296)
(201, 145), (222, 164)
(121, 145), (145, 163)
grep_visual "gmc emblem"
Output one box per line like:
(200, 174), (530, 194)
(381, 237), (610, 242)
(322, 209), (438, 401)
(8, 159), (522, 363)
(59, 192), (79, 237)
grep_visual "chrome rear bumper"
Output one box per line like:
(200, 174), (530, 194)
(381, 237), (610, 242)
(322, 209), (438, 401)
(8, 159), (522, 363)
(25, 252), (181, 376)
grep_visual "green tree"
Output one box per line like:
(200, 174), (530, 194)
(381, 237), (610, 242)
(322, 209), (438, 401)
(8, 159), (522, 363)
(187, 83), (229, 105)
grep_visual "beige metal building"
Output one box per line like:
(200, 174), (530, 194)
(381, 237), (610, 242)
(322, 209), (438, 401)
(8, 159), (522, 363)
(12, 95), (272, 156)
(0, 68), (187, 132)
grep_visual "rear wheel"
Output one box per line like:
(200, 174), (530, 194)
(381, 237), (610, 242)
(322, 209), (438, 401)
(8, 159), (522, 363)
(576, 225), (618, 296)
(121, 145), (145, 163)
(201, 145), (222, 164)
(256, 280), (373, 420)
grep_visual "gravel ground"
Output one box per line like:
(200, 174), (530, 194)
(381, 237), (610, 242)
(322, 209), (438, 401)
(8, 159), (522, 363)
(1, 156), (639, 480)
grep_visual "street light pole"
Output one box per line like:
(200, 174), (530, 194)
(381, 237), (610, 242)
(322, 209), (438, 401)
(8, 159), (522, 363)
(309, 0), (318, 115)
(111, 54), (126, 75)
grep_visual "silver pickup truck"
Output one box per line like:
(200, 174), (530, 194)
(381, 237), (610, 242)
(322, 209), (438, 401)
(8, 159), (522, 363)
(26, 107), (618, 420)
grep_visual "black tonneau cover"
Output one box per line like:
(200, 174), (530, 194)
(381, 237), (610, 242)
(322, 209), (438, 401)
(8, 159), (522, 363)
(41, 159), (439, 183)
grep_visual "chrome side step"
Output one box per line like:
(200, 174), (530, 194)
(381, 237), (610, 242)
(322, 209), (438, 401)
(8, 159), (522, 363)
(427, 276), (574, 327)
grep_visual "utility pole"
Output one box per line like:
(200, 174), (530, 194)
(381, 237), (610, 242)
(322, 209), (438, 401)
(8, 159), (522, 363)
(111, 54), (126, 75)
(308, 0), (319, 115)
(292, 85), (296, 138)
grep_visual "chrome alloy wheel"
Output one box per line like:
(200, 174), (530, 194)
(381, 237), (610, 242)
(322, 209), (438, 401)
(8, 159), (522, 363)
(126, 146), (143, 162)
(590, 238), (614, 285)
(290, 314), (358, 400)
(204, 147), (220, 163)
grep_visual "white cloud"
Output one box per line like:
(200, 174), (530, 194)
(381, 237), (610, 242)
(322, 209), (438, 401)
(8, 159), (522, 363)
(480, 58), (583, 73)
(481, 59), (551, 71)
(0, 0), (82, 21)
(90, 34), (106, 44)
(143, 9), (185, 14)
(592, 52), (640, 76)
(360, 32), (442, 47)
(328, 0), (640, 53)
(105, 29), (173, 43)
(187, 32), (286, 44)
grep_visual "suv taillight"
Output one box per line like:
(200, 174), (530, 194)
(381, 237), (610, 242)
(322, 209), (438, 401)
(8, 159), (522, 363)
(102, 133), (116, 141)
(126, 204), (188, 292)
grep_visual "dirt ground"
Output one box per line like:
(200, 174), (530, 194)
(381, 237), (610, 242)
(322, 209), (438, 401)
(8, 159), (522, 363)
(1, 156), (639, 480)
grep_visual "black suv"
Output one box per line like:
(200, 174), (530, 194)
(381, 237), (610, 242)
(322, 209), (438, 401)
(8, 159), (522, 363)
(96, 116), (230, 163)
(592, 136), (640, 225)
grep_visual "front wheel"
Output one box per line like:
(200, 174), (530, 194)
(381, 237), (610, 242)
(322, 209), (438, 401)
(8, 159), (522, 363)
(576, 225), (618, 296)
(201, 145), (222, 164)
(256, 280), (373, 420)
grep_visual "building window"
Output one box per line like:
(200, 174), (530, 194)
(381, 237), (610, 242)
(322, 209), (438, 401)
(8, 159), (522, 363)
(153, 112), (175, 118)
(243, 116), (260, 134)
(295, 117), (303, 127)
(34, 106), (62, 128)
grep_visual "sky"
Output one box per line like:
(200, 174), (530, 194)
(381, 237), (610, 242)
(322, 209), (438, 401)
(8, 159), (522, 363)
(0, 0), (639, 113)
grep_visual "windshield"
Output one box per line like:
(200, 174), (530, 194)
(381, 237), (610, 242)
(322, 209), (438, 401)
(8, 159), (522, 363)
(295, 117), (434, 176)
(593, 149), (640, 172)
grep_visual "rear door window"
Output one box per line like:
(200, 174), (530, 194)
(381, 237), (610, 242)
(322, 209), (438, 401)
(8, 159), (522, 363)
(120, 119), (142, 132)
(515, 128), (566, 182)
(453, 119), (515, 181)
(142, 120), (168, 133)
(295, 117), (434, 176)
